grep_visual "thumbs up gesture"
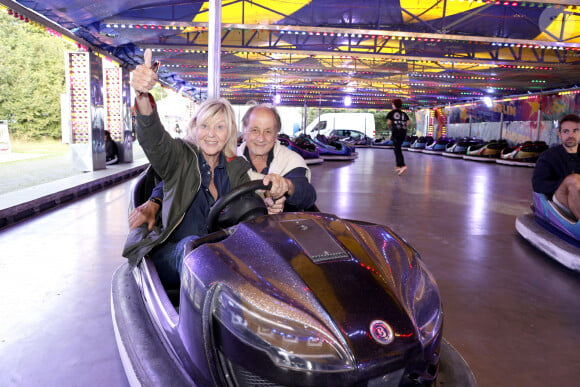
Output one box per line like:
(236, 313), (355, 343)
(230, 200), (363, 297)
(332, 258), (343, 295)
(131, 49), (159, 95)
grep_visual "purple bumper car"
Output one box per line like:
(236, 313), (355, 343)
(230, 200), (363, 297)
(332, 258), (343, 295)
(112, 178), (476, 387)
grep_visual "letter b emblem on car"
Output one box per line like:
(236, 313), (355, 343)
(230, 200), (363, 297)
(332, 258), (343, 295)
(370, 320), (394, 345)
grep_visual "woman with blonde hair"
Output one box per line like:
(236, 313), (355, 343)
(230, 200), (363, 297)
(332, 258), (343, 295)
(184, 98), (239, 158)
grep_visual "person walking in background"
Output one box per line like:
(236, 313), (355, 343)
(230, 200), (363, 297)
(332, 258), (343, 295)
(532, 113), (580, 220)
(386, 99), (410, 175)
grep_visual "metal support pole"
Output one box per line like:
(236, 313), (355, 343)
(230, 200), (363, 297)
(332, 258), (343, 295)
(303, 102), (307, 135)
(447, 103), (451, 137)
(208, 0), (222, 99)
(468, 108), (472, 137)
(317, 102), (321, 133)
(536, 101), (542, 142)
(499, 112), (504, 140)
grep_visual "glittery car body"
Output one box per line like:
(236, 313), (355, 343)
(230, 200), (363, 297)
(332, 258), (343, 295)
(113, 209), (444, 386)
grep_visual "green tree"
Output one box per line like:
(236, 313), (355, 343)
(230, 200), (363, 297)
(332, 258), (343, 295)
(374, 110), (389, 136)
(0, 11), (76, 140)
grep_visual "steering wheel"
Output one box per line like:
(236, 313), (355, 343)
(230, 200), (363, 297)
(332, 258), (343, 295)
(207, 180), (271, 233)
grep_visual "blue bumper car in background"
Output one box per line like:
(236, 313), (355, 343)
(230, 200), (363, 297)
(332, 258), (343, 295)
(442, 137), (483, 158)
(328, 129), (373, 148)
(423, 137), (455, 155)
(408, 136), (434, 152)
(278, 134), (324, 165)
(516, 192), (580, 271)
(303, 134), (358, 161)
(372, 137), (395, 148)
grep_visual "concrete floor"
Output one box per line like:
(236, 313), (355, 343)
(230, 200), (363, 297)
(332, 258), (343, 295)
(0, 147), (579, 386)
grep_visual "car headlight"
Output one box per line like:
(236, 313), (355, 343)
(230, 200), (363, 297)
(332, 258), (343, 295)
(212, 285), (355, 372)
(406, 259), (443, 345)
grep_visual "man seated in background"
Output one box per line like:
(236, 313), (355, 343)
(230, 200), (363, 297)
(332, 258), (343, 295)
(532, 113), (580, 220)
(105, 130), (119, 165)
(129, 103), (317, 231)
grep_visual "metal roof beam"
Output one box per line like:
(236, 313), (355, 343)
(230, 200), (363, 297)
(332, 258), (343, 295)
(438, 3), (493, 33)
(142, 44), (577, 68)
(399, 2), (445, 34)
(102, 20), (580, 49)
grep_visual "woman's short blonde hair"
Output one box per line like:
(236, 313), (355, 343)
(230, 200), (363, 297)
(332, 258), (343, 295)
(187, 98), (238, 158)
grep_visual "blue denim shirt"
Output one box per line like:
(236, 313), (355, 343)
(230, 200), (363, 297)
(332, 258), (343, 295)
(168, 152), (231, 242)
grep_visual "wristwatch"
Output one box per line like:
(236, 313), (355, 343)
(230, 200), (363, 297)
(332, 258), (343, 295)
(149, 197), (162, 206)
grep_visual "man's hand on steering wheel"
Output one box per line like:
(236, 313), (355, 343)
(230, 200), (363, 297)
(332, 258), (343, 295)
(265, 195), (285, 215)
(262, 173), (294, 200)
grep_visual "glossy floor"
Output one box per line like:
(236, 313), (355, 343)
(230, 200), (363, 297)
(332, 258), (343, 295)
(1, 148), (578, 386)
